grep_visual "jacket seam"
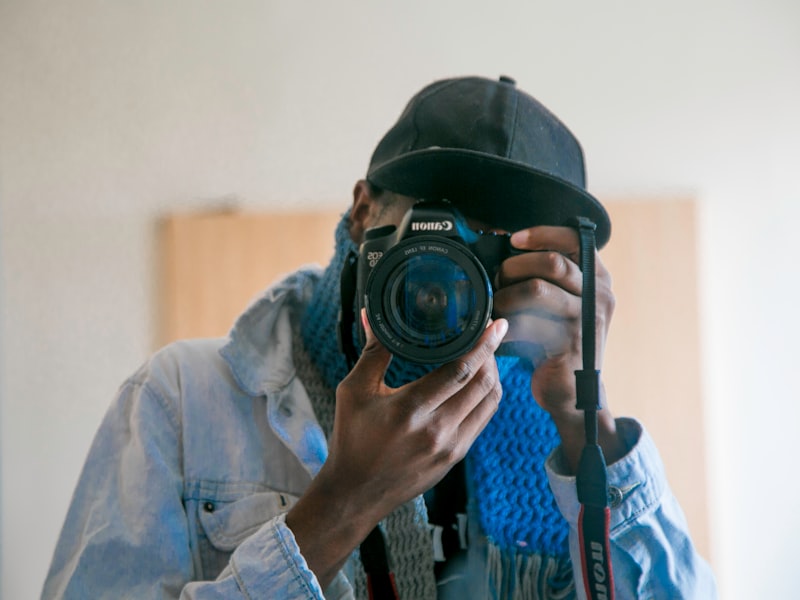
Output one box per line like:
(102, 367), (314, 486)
(273, 521), (321, 598)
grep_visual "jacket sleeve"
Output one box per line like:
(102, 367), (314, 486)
(546, 418), (718, 600)
(41, 370), (330, 600)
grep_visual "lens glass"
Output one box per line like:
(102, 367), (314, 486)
(388, 254), (476, 347)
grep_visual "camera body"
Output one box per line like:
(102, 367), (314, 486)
(355, 200), (519, 364)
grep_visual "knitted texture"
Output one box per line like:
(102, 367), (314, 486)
(299, 211), (571, 596)
(467, 360), (569, 557)
(292, 316), (437, 600)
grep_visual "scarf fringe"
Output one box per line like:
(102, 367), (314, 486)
(487, 543), (575, 600)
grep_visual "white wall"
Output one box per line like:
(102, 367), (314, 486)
(1, 1), (798, 598)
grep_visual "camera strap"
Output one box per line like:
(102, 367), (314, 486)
(361, 526), (401, 600)
(338, 250), (360, 367)
(573, 217), (615, 600)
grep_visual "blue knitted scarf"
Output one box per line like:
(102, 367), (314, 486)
(300, 213), (571, 591)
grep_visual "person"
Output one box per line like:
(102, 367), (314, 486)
(42, 75), (717, 599)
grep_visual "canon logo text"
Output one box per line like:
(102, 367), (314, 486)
(410, 220), (454, 232)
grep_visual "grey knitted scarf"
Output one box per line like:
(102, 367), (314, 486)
(292, 310), (438, 599)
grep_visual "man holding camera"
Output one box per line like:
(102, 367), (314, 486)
(43, 76), (717, 599)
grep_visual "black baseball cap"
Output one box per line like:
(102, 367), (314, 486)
(366, 75), (611, 247)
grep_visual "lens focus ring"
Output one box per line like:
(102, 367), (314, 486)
(365, 236), (492, 364)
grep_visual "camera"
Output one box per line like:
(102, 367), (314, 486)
(353, 200), (520, 364)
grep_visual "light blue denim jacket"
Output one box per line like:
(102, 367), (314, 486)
(42, 269), (716, 599)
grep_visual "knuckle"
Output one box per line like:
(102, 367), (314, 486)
(335, 378), (369, 410)
(595, 278), (616, 321)
(481, 394), (501, 423)
(524, 277), (548, 299)
(597, 259), (612, 284)
(335, 377), (355, 398)
(420, 422), (451, 457)
(431, 438), (460, 465)
(360, 339), (383, 356)
(605, 292), (616, 316)
(495, 262), (508, 287)
(488, 384), (503, 407)
(442, 445), (463, 465)
(475, 366), (499, 395)
(450, 358), (475, 383)
(544, 251), (567, 278)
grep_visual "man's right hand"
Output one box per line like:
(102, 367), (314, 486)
(286, 313), (507, 589)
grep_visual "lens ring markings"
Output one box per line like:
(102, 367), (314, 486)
(365, 236), (492, 364)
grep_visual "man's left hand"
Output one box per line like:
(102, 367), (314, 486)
(492, 225), (625, 471)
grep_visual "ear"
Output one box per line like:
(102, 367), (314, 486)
(349, 180), (378, 244)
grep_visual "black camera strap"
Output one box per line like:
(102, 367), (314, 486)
(338, 250), (360, 368)
(573, 217), (615, 600)
(361, 526), (400, 600)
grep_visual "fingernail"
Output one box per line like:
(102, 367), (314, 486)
(510, 231), (525, 247)
(360, 308), (372, 341)
(494, 318), (508, 342)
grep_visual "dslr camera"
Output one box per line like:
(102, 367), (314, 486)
(353, 200), (520, 364)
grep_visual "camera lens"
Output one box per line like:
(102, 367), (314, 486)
(389, 255), (475, 346)
(365, 237), (492, 363)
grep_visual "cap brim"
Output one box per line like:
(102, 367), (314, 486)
(368, 148), (611, 248)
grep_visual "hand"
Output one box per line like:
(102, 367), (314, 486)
(493, 225), (624, 471)
(286, 313), (508, 587)
(327, 313), (507, 518)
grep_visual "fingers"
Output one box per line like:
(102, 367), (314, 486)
(418, 322), (507, 465)
(452, 377), (504, 456)
(493, 277), (581, 321)
(498, 250), (581, 293)
(494, 242), (583, 324)
(509, 225), (611, 280)
(410, 318), (508, 412)
(499, 311), (573, 359)
(496, 225), (611, 319)
(510, 225), (580, 255)
(490, 226), (615, 363)
(345, 309), (393, 392)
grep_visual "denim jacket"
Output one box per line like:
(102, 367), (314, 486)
(42, 269), (717, 599)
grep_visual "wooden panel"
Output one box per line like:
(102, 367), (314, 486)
(601, 199), (709, 559)
(158, 209), (342, 346)
(156, 199), (709, 560)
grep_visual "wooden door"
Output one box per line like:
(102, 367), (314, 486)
(158, 209), (343, 346)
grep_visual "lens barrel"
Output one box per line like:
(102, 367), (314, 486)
(365, 235), (492, 363)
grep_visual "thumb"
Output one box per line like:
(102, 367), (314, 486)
(353, 308), (393, 383)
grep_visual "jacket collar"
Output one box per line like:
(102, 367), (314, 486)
(219, 269), (321, 397)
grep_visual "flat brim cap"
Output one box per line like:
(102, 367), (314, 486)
(367, 76), (611, 248)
